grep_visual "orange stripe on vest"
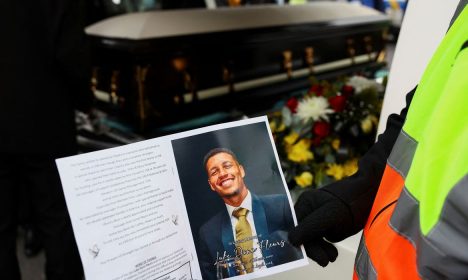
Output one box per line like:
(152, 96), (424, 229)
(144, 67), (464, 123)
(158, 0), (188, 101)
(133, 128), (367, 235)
(363, 164), (419, 279)
(353, 269), (359, 280)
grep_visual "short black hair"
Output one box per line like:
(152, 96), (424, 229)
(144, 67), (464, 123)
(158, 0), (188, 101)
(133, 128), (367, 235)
(203, 148), (239, 170)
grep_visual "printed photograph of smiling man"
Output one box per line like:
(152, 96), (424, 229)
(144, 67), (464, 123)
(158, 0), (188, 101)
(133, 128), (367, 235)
(171, 122), (304, 280)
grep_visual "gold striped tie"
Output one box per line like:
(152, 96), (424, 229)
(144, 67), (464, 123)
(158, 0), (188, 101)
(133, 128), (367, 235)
(233, 207), (254, 273)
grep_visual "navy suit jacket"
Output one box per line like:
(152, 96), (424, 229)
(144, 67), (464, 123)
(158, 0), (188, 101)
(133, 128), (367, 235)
(198, 193), (303, 279)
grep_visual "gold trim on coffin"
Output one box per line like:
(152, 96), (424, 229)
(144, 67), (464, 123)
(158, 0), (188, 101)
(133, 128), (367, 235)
(183, 52), (379, 103)
(91, 51), (380, 130)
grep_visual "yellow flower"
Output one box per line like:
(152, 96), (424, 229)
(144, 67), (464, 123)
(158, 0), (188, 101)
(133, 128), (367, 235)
(276, 123), (286, 132)
(326, 163), (345, 180)
(269, 120), (277, 132)
(284, 132), (299, 145)
(343, 158), (358, 176)
(270, 111), (282, 118)
(361, 116), (373, 134)
(295, 171), (313, 188)
(269, 120), (286, 133)
(331, 139), (340, 151)
(287, 139), (314, 163)
(361, 114), (379, 134)
(369, 114), (379, 125)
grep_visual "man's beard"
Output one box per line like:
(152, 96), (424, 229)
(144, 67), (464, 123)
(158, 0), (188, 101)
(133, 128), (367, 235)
(222, 188), (240, 198)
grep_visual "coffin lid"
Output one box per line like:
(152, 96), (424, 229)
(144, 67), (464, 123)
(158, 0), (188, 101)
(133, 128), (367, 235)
(85, 2), (388, 40)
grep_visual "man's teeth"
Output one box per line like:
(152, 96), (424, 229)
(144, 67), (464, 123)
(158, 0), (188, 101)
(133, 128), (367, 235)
(221, 179), (232, 187)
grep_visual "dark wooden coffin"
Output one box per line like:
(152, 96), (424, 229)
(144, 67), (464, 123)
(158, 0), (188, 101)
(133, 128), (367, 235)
(86, 2), (390, 133)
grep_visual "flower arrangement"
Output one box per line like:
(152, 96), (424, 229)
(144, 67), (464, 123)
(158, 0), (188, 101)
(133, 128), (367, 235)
(269, 75), (384, 191)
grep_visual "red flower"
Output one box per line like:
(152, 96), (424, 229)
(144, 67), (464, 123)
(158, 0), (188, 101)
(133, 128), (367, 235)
(313, 121), (330, 138)
(308, 84), (324, 96)
(286, 97), (299, 113)
(329, 95), (347, 112)
(341, 85), (354, 97)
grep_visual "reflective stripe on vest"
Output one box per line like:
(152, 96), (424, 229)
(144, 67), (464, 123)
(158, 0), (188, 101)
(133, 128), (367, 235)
(355, 6), (468, 279)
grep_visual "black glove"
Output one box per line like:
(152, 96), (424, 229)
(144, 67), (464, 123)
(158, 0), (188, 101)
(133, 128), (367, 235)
(288, 189), (353, 267)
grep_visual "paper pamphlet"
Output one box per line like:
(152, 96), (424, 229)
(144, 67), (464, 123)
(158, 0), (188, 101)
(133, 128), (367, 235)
(56, 116), (308, 280)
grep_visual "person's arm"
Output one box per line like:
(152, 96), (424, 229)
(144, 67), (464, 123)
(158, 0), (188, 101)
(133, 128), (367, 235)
(323, 87), (415, 239)
(289, 87), (416, 266)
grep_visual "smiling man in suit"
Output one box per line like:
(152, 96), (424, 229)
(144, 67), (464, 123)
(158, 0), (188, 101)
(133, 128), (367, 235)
(198, 148), (302, 279)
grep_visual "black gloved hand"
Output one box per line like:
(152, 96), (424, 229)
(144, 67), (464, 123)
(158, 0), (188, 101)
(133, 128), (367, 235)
(288, 189), (353, 267)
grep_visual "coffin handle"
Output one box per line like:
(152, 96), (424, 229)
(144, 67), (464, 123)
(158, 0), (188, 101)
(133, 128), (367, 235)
(91, 67), (98, 94)
(282, 50), (293, 79)
(346, 38), (356, 65)
(223, 64), (235, 94)
(228, 0), (242, 7)
(172, 57), (197, 103)
(135, 65), (149, 131)
(110, 70), (120, 105)
(304, 47), (314, 75)
(363, 36), (373, 60)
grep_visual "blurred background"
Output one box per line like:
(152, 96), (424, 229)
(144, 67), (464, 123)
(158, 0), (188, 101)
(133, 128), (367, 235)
(13, 0), (411, 279)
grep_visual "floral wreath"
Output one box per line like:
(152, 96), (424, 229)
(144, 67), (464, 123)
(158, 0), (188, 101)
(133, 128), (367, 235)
(269, 75), (384, 190)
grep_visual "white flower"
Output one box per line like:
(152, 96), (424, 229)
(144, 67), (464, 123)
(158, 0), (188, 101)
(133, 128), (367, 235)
(346, 76), (383, 93)
(296, 96), (333, 122)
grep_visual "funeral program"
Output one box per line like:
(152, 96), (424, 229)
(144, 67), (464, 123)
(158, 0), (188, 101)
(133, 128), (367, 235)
(56, 116), (307, 280)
